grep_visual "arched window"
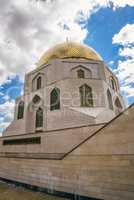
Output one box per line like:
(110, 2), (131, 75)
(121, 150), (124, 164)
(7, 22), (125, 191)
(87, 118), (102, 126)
(50, 88), (60, 111)
(115, 98), (122, 109)
(17, 101), (24, 119)
(77, 69), (85, 78)
(110, 77), (117, 91)
(36, 107), (43, 128)
(37, 76), (42, 90)
(107, 89), (113, 110)
(79, 84), (93, 107)
(115, 97), (122, 114)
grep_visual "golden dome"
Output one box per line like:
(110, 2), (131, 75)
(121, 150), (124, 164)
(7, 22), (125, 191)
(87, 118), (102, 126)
(37, 42), (102, 67)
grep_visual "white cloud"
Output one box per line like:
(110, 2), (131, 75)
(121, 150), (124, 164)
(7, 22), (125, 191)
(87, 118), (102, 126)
(117, 59), (134, 84)
(113, 24), (134, 99)
(0, 0), (99, 84)
(113, 24), (134, 46)
(120, 85), (134, 98)
(0, 99), (15, 135)
(119, 47), (134, 59)
(110, 0), (134, 9)
(0, 100), (15, 120)
(109, 60), (114, 66)
(0, 0), (134, 86)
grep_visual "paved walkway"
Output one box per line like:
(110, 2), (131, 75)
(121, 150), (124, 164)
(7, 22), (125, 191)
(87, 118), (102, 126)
(0, 181), (68, 200)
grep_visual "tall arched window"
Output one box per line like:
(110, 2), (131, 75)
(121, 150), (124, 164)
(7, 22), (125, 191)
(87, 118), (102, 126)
(110, 77), (117, 91)
(17, 101), (24, 119)
(115, 97), (122, 109)
(50, 88), (60, 111)
(77, 69), (85, 78)
(36, 107), (43, 128)
(115, 97), (122, 114)
(79, 84), (93, 107)
(37, 76), (42, 90)
(107, 89), (113, 110)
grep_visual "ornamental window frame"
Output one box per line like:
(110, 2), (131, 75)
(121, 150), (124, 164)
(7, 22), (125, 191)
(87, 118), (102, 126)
(17, 101), (24, 120)
(50, 88), (60, 111)
(79, 84), (93, 107)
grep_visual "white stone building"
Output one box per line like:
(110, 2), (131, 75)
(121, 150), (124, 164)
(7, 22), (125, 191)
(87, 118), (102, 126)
(4, 42), (125, 136)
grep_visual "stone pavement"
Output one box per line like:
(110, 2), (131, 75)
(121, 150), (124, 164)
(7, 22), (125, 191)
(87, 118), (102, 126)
(0, 181), (68, 200)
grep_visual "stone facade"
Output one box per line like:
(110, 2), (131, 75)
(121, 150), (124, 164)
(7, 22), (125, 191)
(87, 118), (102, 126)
(0, 42), (130, 200)
(0, 104), (133, 200)
(3, 53), (124, 136)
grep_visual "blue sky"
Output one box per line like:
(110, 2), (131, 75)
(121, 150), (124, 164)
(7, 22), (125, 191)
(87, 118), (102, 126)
(85, 6), (134, 65)
(0, 0), (134, 134)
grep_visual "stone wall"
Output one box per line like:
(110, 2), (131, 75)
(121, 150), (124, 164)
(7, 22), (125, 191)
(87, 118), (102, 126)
(0, 104), (133, 200)
(0, 124), (103, 157)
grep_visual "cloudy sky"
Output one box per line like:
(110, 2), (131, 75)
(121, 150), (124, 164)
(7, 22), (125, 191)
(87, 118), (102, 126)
(0, 0), (134, 135)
